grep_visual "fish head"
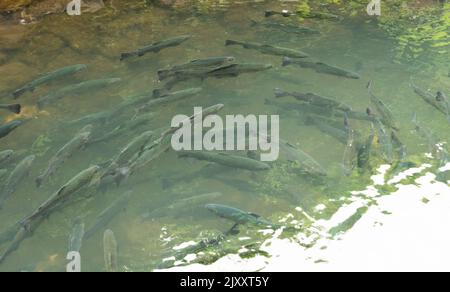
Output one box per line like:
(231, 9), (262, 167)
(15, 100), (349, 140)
(205, 204), (228, 218)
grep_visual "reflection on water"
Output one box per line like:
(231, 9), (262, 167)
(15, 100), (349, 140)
(0, 0), (449, 271)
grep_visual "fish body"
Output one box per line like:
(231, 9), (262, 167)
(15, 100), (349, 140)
(0, 150), (14, 165)
(178, 151), (270, 171)
(342, 115), (357, 176)
(205, 204), (281, 229)
(367, 81), (399, 131)
(274, 88), (352, 112)
(357, 124), (375, 171)
(282, 57), (360, 79)
(307, 115), (348, 145)
(411, 83), (447, 115)
(22, 165), (101, 226)
(0, 155), (35, 209)
(103, 229), (118, 272)
(158, 56), (235, 80)
(137, 88), (202, 114)
(206, 63), (272, 78)
(84, 191), (132, 239)
(37, 78), (121, 108)
(36, 125), (93, 187)
(120, 35), (191, 61)
(280, 140), (326, 176)
(13, 64), (87, 98)
(0, 120), (23, 139)
(225, 40), (309, 58)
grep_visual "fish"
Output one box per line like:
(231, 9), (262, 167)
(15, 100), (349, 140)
(225, 40), (309, 58)
(367, 81), (399, 131)
(274, 88), (352, 112)
(412, 113), (449, 167)
(0, 166), (100, 264)
(306, 115), (348, 145)
(158, 56), (235, 81)
(12, 64), (87, 99)
(357, 124), (375, 171)
(0, 104), (21, 114)
(36, 125), (93, 188)
(142, 192), (222, 220)
(21, 165), (101, 227)
(37, 78), (121, 109)
(0, 155), (35, 209)
(84, 191), (132, 239)
(282, 57), (361, 79)
(436, 91), (450, 120)
(0, 150), (14, 165)
(205, 204), (282, 229)
(368, 108), (393, 163)
(178, 151), (270, 171)
(391, 131), (407, 160)
(0, 120), (24, 139)
(120, 35), (192, 61)
(410, 82), (447, 115)
(137, 87), (202, 114)
(205, 63), (273, 78)
(251, 19), (320, 35)
(342, 114), (358, 176)
(68, 218), (85, 253)
(103, 229), (118, 272)
(88, 112), (155, 145)
(280, 140), (327, 176)
(265, 10), (341, 20)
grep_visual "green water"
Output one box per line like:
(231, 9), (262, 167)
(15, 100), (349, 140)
(0, 0), (449, 272)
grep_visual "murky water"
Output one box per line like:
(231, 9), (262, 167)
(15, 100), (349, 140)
(0, 1), (449, 272)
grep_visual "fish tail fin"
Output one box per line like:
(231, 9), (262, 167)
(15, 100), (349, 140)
(120, 52), (134, 61)
(282, 57), (293, 67)
(225, 40), (238, 46)
(8, 104), (21, 114)
(274, 88), (288, 98)
(12, 86), (31, 99)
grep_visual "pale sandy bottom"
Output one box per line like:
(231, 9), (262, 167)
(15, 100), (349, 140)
(161, 164), (450, 272)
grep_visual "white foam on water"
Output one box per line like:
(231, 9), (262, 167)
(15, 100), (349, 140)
(159, 165), (450, 272)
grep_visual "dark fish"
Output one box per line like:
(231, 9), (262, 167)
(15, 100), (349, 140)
(274, 88), (352, 112)
(120, 35), (192, 61)
(84, 191), (132, 239)
(279, 140), (327, 176)
(205, 63), (273, 78)
(12, 64), (87, 99)
(368, 108), (393, 163)
(0, 155), (35, 209)
(0, 104), (21, 114)
(436, 91), (450, 120)
(367, 81), (399, 131)
(178, 151), (270, 171)
(282, 57), (361, 79)
(0, 120), (23, 139)
(158, 56), (235, 81)
(225, 40), (309, 58)
(103, 229), (118, 272)
(37, 78), (121, 109)
(68, 218), (85, 253)
(391, 131), (407, 160)
(205, 204), (282, 229)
